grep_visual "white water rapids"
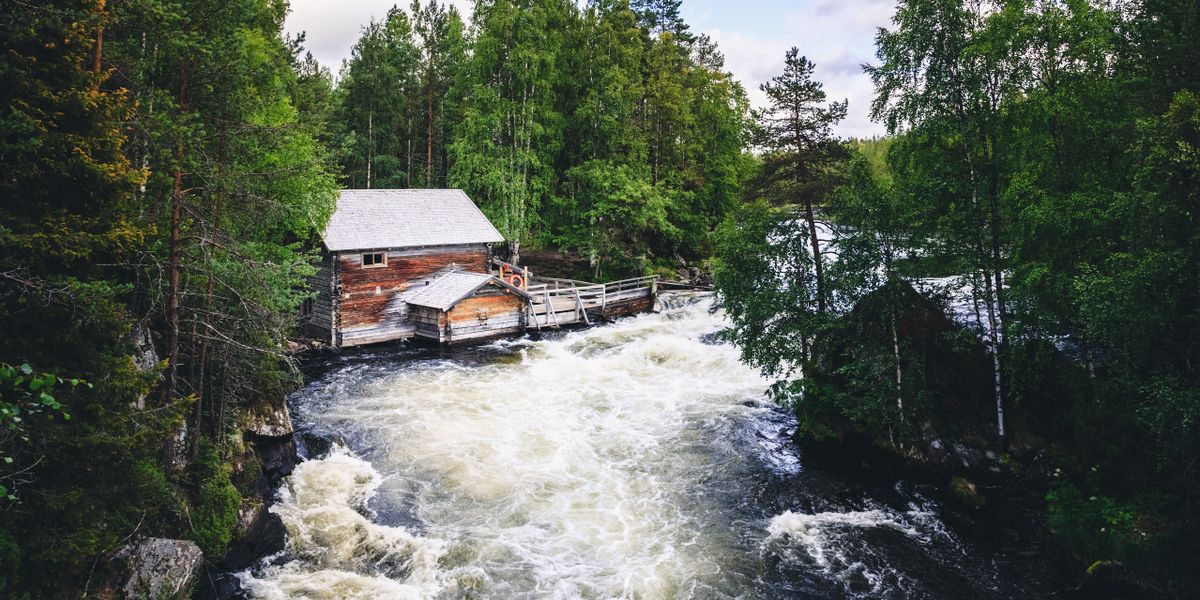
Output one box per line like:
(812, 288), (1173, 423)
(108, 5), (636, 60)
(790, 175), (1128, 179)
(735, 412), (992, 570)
(237, 295), (1046, 599)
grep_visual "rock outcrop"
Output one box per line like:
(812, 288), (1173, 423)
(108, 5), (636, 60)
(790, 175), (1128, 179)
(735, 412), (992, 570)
(195, 390), (298, 600)
(116, 537), (204, 599)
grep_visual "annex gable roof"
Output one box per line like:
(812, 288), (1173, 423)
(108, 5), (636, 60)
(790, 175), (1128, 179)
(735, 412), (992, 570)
(322, 189), (505, 251)
(405, 271), (529, 312)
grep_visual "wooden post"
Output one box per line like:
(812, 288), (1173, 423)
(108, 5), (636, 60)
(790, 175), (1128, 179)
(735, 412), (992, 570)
(527, 297), (539, 331)
(575, 289), (590, 326)
(547, 289), (560, 328)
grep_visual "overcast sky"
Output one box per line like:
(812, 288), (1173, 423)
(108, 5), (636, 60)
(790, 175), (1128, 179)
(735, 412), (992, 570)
(284, 0), (895, 138)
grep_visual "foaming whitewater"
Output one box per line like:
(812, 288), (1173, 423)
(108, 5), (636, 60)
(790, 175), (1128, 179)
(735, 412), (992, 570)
(238, 450), (444, 599)
(240, 295), (1056, 599)
(767, 509), (924, 570)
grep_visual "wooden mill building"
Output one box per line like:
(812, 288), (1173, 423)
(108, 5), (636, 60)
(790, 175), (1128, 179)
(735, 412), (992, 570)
(303, 189), (527, 346)
(303, 189), (660, 347)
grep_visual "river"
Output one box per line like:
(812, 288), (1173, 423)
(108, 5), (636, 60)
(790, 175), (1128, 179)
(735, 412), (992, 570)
(237, 295), (1057, 599)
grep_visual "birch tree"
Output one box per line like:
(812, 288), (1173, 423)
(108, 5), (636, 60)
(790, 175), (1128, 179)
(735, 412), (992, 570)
(866, 0), (1023, 440)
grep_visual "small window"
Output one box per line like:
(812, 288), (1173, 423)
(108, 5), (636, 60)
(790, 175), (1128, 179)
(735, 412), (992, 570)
(362, 252), (386, 268)
(299, 297), (314, 317)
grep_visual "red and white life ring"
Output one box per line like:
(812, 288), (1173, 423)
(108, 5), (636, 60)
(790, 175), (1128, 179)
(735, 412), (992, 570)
(508, 274), (525, 289)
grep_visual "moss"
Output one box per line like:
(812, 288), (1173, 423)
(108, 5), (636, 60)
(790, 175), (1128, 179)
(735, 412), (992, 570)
(650, 264), (680, 280)
(188, 446), (242, 558)
(951, 476), (987, 510)
(231, 451), (263, 492)
(1086, 560), (1114, 576)
(1044, 481), (1171, 570)
(998, 452), (1022, 476)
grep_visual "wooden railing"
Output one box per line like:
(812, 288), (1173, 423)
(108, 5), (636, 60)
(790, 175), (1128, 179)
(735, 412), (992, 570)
(528, 283), (604, 327)
(531, 275), (596, 289)
(602, 275), (658, 295)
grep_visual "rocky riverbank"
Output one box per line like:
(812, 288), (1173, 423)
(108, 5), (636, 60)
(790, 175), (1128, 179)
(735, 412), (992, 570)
(795, 431), (1167, 599)
(81, 325), (300, 600)
(193, 392), (298, 600)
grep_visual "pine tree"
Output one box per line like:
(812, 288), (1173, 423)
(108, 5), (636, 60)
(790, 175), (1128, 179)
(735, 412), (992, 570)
(631, 0), (691, 39)
(753, 48), (848, 315)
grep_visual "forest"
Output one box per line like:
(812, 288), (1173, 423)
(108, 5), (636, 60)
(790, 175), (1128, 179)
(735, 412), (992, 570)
(0, 0), (1197, 597)
(716, 0), (1200, 595)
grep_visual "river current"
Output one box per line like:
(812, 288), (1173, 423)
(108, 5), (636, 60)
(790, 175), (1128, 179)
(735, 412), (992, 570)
(238, 295), (1054, 599)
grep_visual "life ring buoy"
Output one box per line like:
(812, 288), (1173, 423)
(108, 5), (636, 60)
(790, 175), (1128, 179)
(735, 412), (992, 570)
(508, 274), (524, 289)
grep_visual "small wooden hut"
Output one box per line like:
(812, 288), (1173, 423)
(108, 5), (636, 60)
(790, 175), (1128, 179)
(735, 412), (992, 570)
(406, 271), (530, 343)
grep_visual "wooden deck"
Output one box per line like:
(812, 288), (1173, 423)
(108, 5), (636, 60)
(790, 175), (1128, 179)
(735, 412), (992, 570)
(524, 275), (658, 329)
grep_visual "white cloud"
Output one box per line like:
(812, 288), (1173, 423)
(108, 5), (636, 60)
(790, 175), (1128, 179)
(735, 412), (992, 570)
(285, 0), (474, 74)
(706, 0), (895, 138)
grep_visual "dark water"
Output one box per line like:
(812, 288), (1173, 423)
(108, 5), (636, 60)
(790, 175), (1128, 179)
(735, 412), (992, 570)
(238, 295), (1065, 599)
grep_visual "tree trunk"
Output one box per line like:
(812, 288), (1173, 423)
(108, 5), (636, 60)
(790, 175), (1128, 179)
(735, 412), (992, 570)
(797, 159), (825, 314)
(192, 280), (209, 457)
(366, 110), (373, 189)
(91, 0), (105, 82)
(166, 65), (188, 402)
(983, 272), (1005, 440)
(427, 54), (435, 187)
(893, 312), (903, 405)
(167, 147), (182, 401)
(192, 135), (225, 457)
(965, 149), (1005, 441)
(792, 112), (826, 314)
(802, 195), (825, 314)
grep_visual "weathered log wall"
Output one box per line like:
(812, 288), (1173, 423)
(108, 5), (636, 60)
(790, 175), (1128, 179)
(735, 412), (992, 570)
(333, 244), (489, 346)
(308, 244), (657, 347)
(445, 292), (526, 342)
(302, 253), (335, 343)
(408, 305), (447, 342)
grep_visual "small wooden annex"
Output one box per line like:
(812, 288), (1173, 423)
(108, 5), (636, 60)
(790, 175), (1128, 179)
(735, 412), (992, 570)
(406, 271), (530, 343)
(302, 189), (511, 347)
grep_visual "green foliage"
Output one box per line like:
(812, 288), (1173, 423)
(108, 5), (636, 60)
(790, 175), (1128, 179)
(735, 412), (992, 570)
(0, 528), (17, 594)
(0, 0), (334, 595)
(712, 49), (857, 389)
(337, 5), (426, 188)
(6, 0), (1196, 595)
(845, 138), (892, 180)
(950, 476), (986, 510)
(188, 446), (241, 558)
(0, 363), (84, 501)
(561, 161), (680, 277)
(715, 1), (1200, 590)
(1046, 480), (1171, 571)
(714, 200), (830, 383)
(750, 48), (848, 314)
(449, 0), (573, 244)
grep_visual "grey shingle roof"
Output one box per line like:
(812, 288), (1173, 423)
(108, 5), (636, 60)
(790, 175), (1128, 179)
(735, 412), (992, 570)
(406, 271), (526, 311)
(322, 189), (505, 251)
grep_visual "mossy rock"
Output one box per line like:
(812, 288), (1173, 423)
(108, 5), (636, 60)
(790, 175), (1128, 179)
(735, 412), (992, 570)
(951, 476), (987, 510)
